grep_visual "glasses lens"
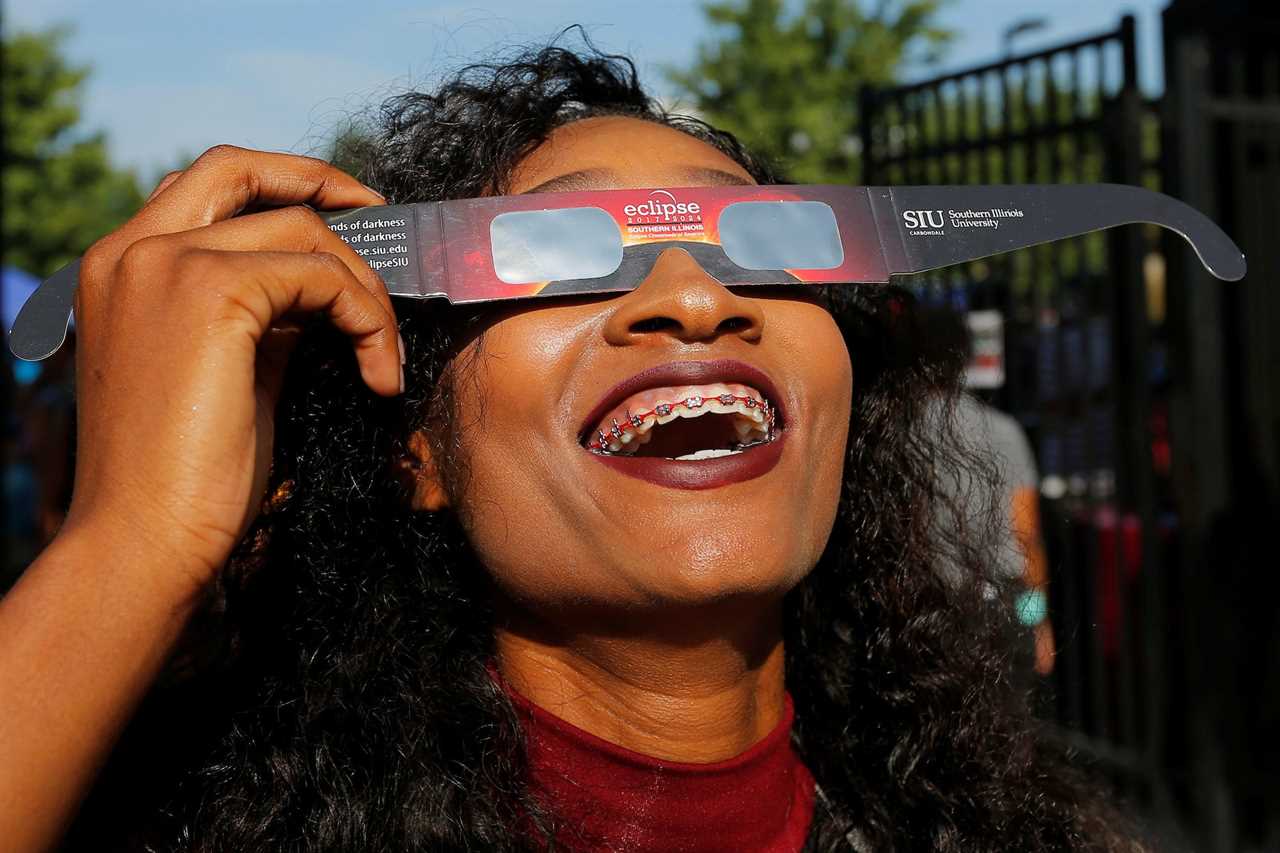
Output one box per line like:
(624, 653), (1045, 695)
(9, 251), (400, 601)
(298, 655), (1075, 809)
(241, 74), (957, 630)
(490, 207), (623, 284)
(719, 201), (844, 270)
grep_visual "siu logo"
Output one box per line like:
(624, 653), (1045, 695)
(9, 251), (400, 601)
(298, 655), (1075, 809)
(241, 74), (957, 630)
(902, 209), (945, 229)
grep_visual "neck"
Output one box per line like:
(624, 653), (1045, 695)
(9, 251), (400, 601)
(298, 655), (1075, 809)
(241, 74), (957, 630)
(491, 595), (788, 762)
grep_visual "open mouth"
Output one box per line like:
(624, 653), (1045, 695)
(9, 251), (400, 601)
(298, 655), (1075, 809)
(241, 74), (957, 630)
(583, 383), (777, 459)
(577, 360), (788, 490)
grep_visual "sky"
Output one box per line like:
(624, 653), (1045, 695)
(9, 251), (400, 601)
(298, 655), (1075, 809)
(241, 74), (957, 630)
(3, 0), (1170, 179)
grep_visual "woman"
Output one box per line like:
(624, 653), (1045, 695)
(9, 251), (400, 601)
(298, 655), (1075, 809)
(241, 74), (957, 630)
(0, 44), (1141, 851)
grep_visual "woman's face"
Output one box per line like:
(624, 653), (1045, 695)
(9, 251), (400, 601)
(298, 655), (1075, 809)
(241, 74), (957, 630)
(426, 116), (852, 621)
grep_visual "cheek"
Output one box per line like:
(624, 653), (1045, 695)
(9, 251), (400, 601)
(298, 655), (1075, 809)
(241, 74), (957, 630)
(783, 305), (853, 565)
(455, 440), (592, 605)
(443, 312), (622, 603)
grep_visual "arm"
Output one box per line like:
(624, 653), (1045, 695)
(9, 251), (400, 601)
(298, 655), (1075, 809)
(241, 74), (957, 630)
(0, 145), (397, 853)
(0, 524), (205, 852)
(1010, 485), (1055, 675)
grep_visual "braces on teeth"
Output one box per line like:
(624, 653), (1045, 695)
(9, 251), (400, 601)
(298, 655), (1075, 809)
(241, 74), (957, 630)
(587, 393), (777, 456)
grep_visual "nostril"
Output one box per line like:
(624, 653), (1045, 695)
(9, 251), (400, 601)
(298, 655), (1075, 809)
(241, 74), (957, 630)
(629, 316), (680, 334)
(716, 316), (752, 334)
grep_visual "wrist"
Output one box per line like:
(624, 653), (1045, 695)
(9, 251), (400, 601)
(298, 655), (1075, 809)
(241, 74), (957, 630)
(50, 511), (219, 614)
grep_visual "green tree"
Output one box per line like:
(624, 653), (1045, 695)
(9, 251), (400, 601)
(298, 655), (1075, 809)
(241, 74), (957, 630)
(2, 28), (143, 278)
(668, 0), (952, 183)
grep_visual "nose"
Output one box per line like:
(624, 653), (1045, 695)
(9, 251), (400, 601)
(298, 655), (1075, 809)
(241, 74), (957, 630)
(602, 248), (765, 346)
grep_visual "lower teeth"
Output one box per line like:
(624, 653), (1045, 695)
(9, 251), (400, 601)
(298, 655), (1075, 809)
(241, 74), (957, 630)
(673, 448), (742, 461)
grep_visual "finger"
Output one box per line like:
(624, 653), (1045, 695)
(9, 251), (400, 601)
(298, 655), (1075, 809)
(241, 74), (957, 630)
(160, 206), (397, 329)
(128, 145), (385, 237)
(198, 250), (402, 397)
(146, 170), (185, 203)
(84, 147), (387, 300)
(256, 323), (307, 403)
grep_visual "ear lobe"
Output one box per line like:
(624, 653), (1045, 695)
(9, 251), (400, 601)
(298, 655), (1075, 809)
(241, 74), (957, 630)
(397, 430), (451, 511)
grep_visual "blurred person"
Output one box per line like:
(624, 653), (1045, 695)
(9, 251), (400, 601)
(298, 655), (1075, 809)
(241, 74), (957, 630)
(3, 323), (77, 584)
(3, 268), (45, 582)
(24, 337), (77, 544)
(916, 305), (1055, 676)
(2, 412), (39, 583)
(0, 44), (1138, 852)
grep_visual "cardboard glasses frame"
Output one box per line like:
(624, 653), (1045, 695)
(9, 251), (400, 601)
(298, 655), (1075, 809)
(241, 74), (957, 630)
(8, 183), (1247, 362)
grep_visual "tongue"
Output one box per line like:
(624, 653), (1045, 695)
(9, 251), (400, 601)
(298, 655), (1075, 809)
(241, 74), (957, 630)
(635, 413), (740, 458)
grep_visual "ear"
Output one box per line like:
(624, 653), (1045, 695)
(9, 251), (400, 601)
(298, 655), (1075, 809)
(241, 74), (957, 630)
(395, 430), (451, 511)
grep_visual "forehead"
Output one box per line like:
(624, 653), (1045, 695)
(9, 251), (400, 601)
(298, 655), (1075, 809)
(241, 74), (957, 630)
(509, 115), (757, 194)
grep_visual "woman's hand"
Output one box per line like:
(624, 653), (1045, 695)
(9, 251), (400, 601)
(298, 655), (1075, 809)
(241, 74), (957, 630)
(0, 145), (401, 853)
(63, 145), (401, 594)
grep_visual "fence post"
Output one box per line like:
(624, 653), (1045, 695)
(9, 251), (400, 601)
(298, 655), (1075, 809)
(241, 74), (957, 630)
(1111, 12), (1177, 823)
(1162, 18), (1234, 853)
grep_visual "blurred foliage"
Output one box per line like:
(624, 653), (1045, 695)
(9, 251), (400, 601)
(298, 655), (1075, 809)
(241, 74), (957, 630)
(2, 28), (143, 278)
(325, 121), (378, 181)
(669, 0), (953, 183)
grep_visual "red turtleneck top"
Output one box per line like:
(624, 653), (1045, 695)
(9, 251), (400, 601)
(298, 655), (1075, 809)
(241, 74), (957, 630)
(486, 661), (817, 852)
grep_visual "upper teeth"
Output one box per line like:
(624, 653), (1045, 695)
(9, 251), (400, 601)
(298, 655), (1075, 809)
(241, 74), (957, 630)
(586, 382), (775, 456)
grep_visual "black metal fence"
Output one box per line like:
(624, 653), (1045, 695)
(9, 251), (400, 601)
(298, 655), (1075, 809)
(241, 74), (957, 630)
(861, 10), (1280, 849)
(1159, 5), (1280, 849)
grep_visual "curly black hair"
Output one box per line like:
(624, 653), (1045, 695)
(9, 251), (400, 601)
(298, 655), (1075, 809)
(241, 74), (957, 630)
(66, 38), (1145, 853)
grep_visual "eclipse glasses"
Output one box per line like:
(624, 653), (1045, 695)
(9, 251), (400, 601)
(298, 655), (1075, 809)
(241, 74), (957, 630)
(8, 183), (1246, 361)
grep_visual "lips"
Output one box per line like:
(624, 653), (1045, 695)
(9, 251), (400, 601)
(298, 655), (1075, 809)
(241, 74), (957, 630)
(577, 359), (788, 490)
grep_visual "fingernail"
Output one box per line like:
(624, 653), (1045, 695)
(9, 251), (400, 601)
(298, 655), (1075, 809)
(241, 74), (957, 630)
(397, 332), (407, 366)
(399, 365), (406, 395)
(363, 183), (386, 202)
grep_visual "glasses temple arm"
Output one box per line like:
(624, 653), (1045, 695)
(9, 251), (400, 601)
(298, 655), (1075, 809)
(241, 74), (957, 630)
(872, 183), (1246, 282)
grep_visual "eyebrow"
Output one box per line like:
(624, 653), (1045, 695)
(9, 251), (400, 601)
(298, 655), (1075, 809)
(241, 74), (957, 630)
(521, 166), (754, 195)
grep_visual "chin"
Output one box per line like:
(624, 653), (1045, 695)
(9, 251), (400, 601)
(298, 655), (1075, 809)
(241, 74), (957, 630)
(623, 536), (811, 607)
